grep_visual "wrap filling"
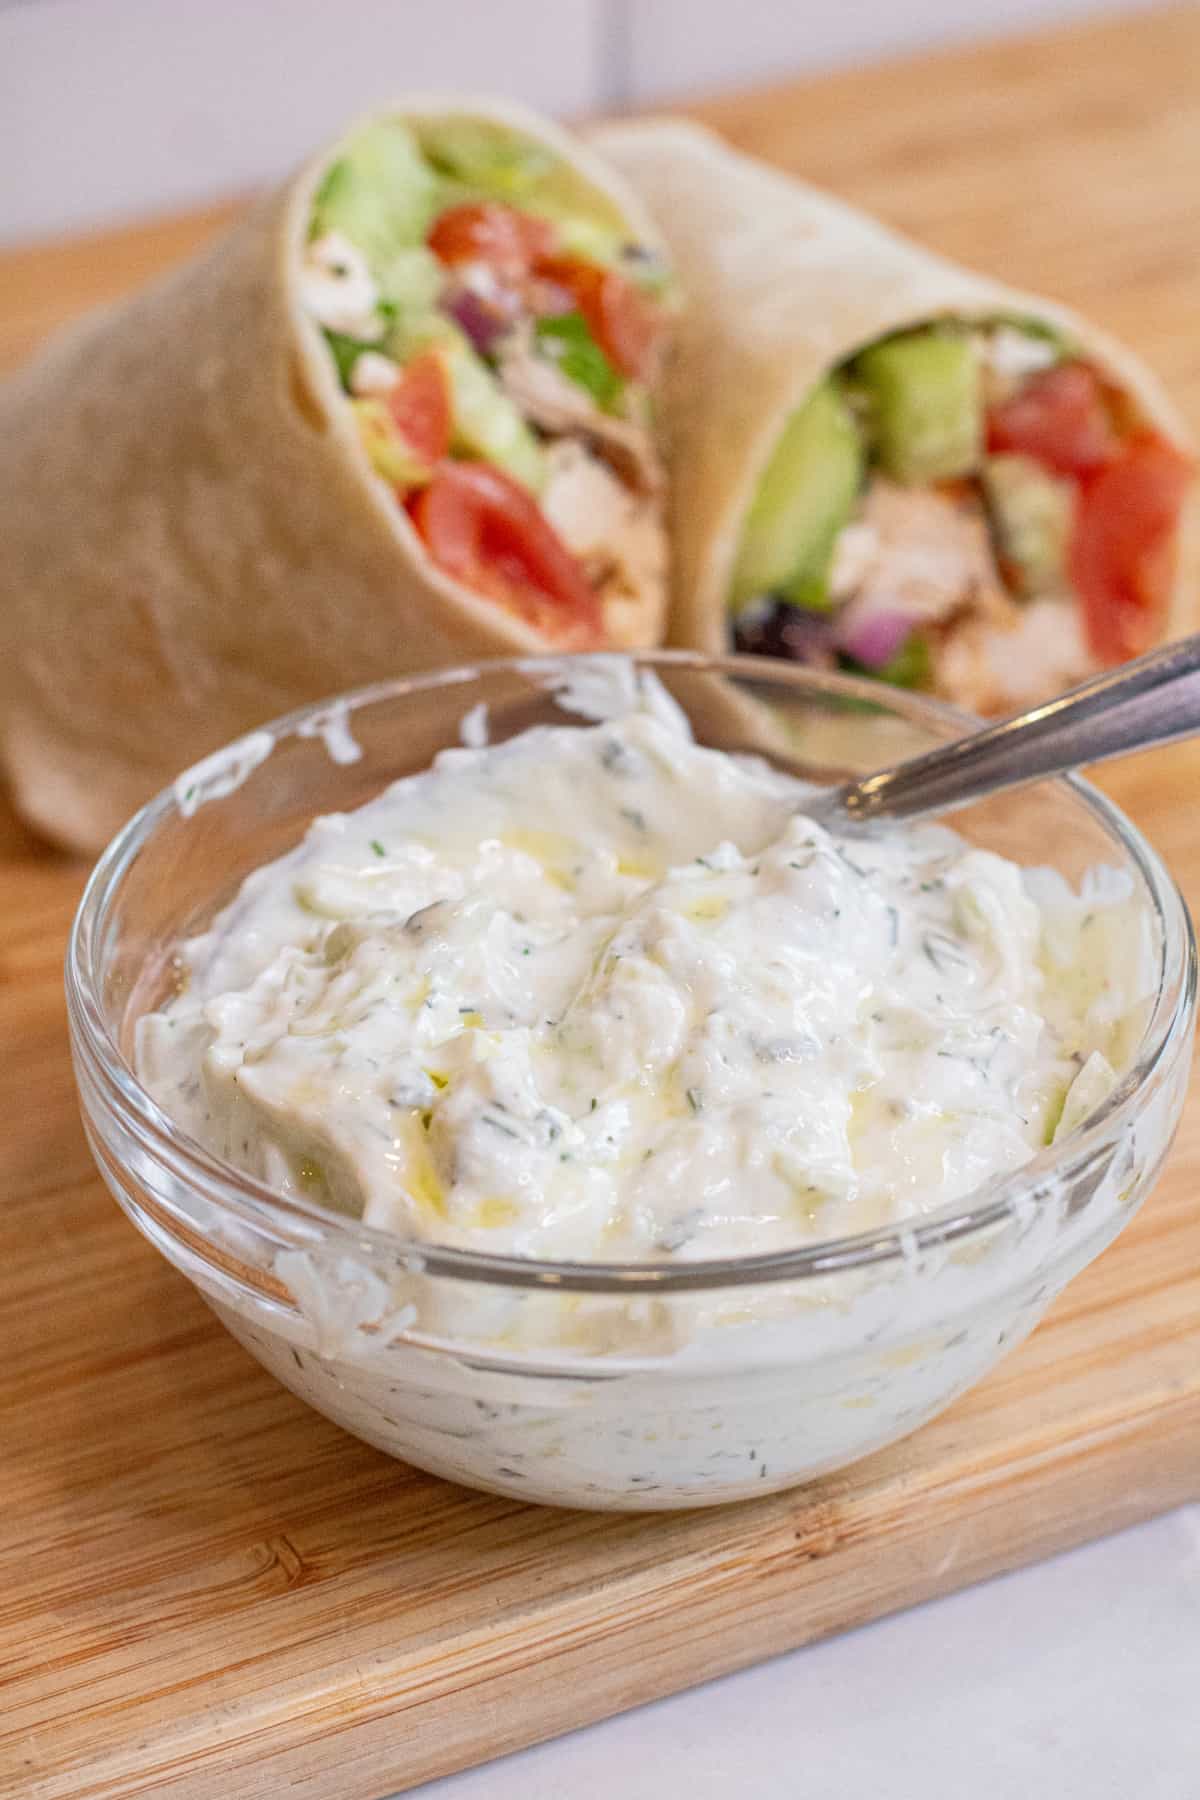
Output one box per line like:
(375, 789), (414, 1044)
(730, 320), (1192, 708)
(300, 116), (672, 648)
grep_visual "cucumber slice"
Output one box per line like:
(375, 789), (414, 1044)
(855, 327), (982, 483)
(731, 380), (864, 610)
(415, 118), (554, 200)
(397, 319), (544, 493)
(982, 453), (1073, 595)
(312, 121), (439, 272)
(376, 246), (443, 318)
(442, 335), (544, 492)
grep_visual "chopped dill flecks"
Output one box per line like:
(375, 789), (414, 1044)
(482, 1112), (521, 1140)
(922, 931), (969, 974)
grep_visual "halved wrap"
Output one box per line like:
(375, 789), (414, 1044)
(593, 119), (1195, 712)
(0, 99), (674, 852)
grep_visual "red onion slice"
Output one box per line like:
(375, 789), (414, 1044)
(834, 600), (913, 670)
(442, 285), (518, 357)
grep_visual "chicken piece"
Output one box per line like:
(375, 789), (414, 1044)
(830, 477), (1012, 627)
(496, 326), (661, 494)
(934, 597), (1096, 713)
(540, 441), (667, 647)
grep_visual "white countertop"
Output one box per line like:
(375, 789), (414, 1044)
(415, 1505), (1200, 1799)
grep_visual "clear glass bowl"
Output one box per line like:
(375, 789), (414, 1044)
(67, 653), (1196, 1511)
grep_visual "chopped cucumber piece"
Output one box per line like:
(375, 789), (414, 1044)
(312, 121), (439, 273)
(535, 311), (623, 409)
(982, 453), (1074, 595)
(731, 379), (863, 611)
(377, 246), (444, 318)
(415, 118), (554, 199)
(1053, 1050), (1117, 1142)
(855, 327), (982, 483)
(399, 319), (544, 492)
(553, 216), (626, 269)
(440, 334), (545, 492)
(418, 115), (634, 248)
(781, 561), (837, 613)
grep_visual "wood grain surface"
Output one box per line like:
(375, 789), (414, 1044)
(3, 9), (1200, 1797)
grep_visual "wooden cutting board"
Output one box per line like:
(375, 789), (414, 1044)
(3, 10), (1200, 1797)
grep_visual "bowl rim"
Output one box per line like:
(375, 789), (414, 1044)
(66, 649), (1197, 1296)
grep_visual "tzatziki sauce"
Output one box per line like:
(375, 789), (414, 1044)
(139, 674), (1152, 1277)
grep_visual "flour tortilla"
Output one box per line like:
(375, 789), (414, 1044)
(0, 99), (668, 853)
(591, 118), (1195, 670)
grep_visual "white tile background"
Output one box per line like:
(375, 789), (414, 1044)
(0, 0), (1163, 245)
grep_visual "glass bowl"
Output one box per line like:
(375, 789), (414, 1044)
(66, 653), (1195, 1511)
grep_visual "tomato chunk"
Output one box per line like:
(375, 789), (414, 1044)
(426, 207), (662, 381)
(387, 351), (451, 467)
(427, 202), (557, 284)
(409, 461), (603, 646)
(1070, 433), (1192, 663)
(536, 257), (662, 381)
(987, 361), (1116, 477)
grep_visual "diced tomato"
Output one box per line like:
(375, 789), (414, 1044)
(535, 257), (662, 381)
(1070, 433), (1192, 663)
(427, 206), (662, 381)
(427, 202), (557, 283)
(387, 351), (451, 467)
(408, 461), (604, 646)
(986, 361), (1117, 477)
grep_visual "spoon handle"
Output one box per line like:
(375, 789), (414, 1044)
(828, 633), (1200, 827)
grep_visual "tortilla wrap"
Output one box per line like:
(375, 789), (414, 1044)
(0, 99), (668, 853)
(591, 119), (1195, 669)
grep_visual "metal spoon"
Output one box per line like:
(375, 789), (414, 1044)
(810, 632), (1200, 828)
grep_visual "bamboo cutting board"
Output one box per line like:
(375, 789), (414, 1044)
(3, 10), (1200, 1797)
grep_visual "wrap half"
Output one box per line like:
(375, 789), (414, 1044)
(593, 120), (1195, 713)
(0, 99), (674, 851)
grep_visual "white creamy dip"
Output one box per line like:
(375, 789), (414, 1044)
(138, 678), (1152, 1270)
